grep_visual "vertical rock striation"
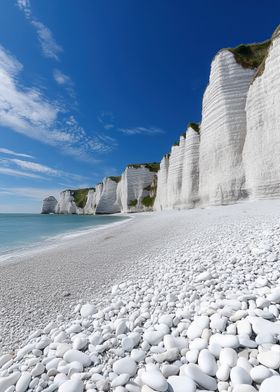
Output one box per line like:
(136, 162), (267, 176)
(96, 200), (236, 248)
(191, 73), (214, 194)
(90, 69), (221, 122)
(154, 124), (200, 210)
(95, 177), (121, 214)
(198, 50), (256, 206)
(243, 32), (280, 198)
(180, 124), (200, 208)
(116, 164), (158, 212)
(55, 190), (80, 214)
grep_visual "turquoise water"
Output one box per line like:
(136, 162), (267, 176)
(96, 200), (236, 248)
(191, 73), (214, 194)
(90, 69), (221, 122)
(0, 213), (128, 258)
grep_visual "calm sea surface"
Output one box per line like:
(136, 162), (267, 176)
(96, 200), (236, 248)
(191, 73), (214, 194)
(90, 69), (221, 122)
(0, 213), (128, 258)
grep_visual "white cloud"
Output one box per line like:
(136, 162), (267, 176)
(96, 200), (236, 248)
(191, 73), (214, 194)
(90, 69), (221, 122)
(53, 68), (76, 99)
(0, 45), (115, 161)
(0, 186), (61, 200)
(17, 0), (62, 61)
(10, 159), (59, 176)
(31, 20), (63, 61)
(0, 167), (43, 179)
(1, 157), (86, 182)
(53, 69), (70, 85)
(0, 147), (34, 159)
(119, 126), (165, 136)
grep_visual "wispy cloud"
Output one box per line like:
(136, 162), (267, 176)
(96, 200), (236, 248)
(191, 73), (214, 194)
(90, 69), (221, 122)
(98, 112), (115, 131)
(10, 159), (59, 176)
(53, 68), (76, 99)
(119, 126), (165, 136)
(53, 69), (70, 85)
(0, 167), (43, 179)
(0, 147), (34, 159)
(0, 45), (115, 161)
(0, 186), (61, 200)
(17, 0), (62, 61)
(31, 20), (63, 61)
(1, 157), (86, 182)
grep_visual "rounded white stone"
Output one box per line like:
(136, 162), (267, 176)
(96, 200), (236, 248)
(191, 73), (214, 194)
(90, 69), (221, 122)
(230, 366), (252, 386)
(198, 349), (217, 376)
(58, 379), (84, 392)
(113, 357), (137, 376)
(141, 370), (168, 392)
(219, 348), (238, 368)
(250, 365), (272, 384)
(167, 375), (196, 392)
(15, 372), (31, 392)
(111, 373), (130, 387)
(260, 376), (280, 391)
(63, 349), (91, 367)
(257, 350), (280, 369)
(80, 303), (96, 318)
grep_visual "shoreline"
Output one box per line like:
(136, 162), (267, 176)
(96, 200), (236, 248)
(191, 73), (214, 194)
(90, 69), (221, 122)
(1, 199), (280, 353)
(1, 200), (280, 390)
(0, 214), (132, 265)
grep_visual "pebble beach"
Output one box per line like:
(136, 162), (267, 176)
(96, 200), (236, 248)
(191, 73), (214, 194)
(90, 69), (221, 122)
(2, 201), (280, 391)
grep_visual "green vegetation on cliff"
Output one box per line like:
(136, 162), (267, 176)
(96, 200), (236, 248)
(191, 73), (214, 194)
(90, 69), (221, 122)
(188, 122), (200, 134)
(128, 199), (137, 207)
(108, 176), (121, 183)
(228, 40), (271, 70)
(127, 162), (160, 172)
(72, 188), (92, 209)
(142, 195), (156, 207)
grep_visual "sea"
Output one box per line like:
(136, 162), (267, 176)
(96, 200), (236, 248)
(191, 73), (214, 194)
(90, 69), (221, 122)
(0, 213), (128, 261)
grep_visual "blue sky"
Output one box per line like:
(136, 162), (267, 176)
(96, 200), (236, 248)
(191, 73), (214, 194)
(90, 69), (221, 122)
(0, 0), (279, 212)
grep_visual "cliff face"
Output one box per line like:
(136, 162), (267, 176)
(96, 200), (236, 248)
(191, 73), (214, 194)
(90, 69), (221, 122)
(44, 27), (280, 214)
(180, 126), (200, 208)
(155, 125), (200, 210)
(116, 164), (158, 212)
(96, 177), (121, 214)
(55, 190), (81, 214)
(243, 34), (280, 198)
(41, 196), (58, 214)
(198, 50), (256, 206)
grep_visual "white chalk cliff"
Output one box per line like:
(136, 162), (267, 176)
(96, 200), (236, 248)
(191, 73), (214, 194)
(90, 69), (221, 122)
(117, 165), (158, 212)
(41, 196), (58, 214)
(84, 177), (121, 214)
(155, 125), (200, 210)
(199, 50), (255, 206)
(243, 30), (280, 199)
(55, 190), (81, 214)
(44, 26), (280, 214)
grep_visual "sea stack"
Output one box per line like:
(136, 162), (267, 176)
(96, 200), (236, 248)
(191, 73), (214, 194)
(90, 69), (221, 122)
(41, 196), (58, 214)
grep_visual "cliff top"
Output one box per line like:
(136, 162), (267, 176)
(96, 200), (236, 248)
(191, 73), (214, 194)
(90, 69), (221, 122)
(108, 176), (121, 183)
(227, 40), (271, 70)
(188, 122), (200, 134)
(127, 162), (160, 172)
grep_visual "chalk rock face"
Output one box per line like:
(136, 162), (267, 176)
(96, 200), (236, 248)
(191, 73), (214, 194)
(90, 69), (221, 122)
(199, 50), (255, 206)
(96, 177), (121, 214)
(83, 189), (97, 214)
(180, 126), (200, 208)
(55, 190), (80, 214)
(155, 125), (200, 210)
(84, 178), (121, 214)
(41, 196), (58, 214)
(155, 155), (170, 211)
(243, 34), (280, 198)
(116, 165), (158, 212)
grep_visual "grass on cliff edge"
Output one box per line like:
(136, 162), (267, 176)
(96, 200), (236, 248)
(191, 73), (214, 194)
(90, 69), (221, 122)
(72, 188), (92, 209)
(127, 162), (160, 172)
(228, 40), (271, 70)
(108, 176), (121, 183)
